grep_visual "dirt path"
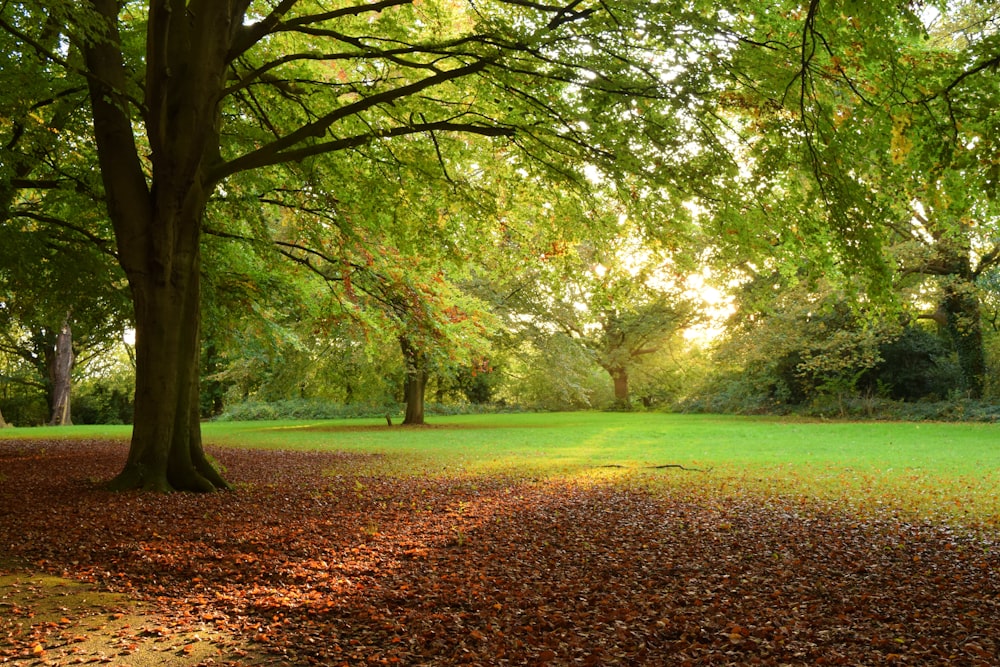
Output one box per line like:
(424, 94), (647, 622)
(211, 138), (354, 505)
(1, 561), (266, 666)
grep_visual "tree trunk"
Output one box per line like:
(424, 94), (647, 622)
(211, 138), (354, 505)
(83, 0), (234, 491)
(48, 317), (74, 426)
(942, 281), (985, 398)
(0, 407), (8, 428)
(401, 337), (428, 425)
(609, 366), (632, 410)
(109, 225), (229, 492)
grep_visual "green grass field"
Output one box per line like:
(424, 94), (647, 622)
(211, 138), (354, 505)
(6, 412), (999, 526)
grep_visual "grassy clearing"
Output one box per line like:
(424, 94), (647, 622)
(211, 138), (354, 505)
(203, 412), (1000, 527)
(6, 412), (1000, 526)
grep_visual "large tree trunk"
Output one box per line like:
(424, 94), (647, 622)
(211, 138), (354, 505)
(48, 317), (74, 426)
(0, 407), (8, 428)
(401, 337), (428, 425)
(109, 228), (229, 492)
(83, 0), (234, 491)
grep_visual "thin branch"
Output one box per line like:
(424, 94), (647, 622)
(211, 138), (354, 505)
(213, 117), (512, 182)
(0, 15), (70, 70)
(942, 52), (1000, 97)
(10, 210), (117, 258)
(228, 0), (303, 61)
(280, 0), (414, 31)
(9, 179), (63, 190)
(424, 118), (455, 185)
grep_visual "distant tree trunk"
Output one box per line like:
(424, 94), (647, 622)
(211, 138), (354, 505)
(942, 281), (985, 398)
(48, 317), (74, 426)
(607, 365), (632, 410)
(400, 336), (428, 425)
(0, 407), (8, 428)
(200, 342), (225, 418)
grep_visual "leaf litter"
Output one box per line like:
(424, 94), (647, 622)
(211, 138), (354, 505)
(1, 439), (998, 665)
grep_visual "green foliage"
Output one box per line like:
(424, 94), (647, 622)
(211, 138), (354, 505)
(214, 398), (524, 422)
(631, 343), (713, 409)
(499, 334), (614, 411)
(0, 391), (47, 427)
(452, 364), (503, 405)
(859, 326), (961, 402)
(732, 1), (1000, 398)
(73, 385), (133, 425)
(215, 400), (394, 423)
(709, 277), (896, 407)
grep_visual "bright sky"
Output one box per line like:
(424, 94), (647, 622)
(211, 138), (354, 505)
(683, 270), (735, 344)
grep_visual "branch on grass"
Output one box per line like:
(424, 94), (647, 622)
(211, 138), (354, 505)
(599, 463), (712, 472)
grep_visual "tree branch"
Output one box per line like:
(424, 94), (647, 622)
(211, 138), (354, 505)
(11, 210), (117, 258)
(210, 57), (495, 181)
(212, 118), (511, 182)
(942, 52), (1000, 97)
(229, 0), (415, 60)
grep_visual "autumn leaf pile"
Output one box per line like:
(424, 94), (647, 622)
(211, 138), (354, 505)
(1, 439), (998, 665)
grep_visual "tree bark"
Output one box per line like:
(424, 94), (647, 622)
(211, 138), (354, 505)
(107, 228), (230, 492)
(0, 407), (8, 428)
(48, 317), (74, 426)
(401, 336), (428, 425)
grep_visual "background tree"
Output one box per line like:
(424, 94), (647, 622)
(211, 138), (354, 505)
(472, 176), (705, 409)
(203, 125), (503, 425)
(0, 221), (129, 426)
(726, 0), (1000, 397)
(710, 274), (900, 412)
(882, 2), (1000, 397)
(1, 0), (128, 425)
(546, 258), (699, 410)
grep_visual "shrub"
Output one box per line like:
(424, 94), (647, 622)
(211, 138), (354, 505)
(215, 398), (529, 422)
(74, 386), (134, 425)
(0, 393), (48, 426)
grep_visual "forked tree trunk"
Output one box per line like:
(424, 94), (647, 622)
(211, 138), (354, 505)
(83, 0), (233, 491)
(401, 337), (428, 425)
(48, 317), (74, 426)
